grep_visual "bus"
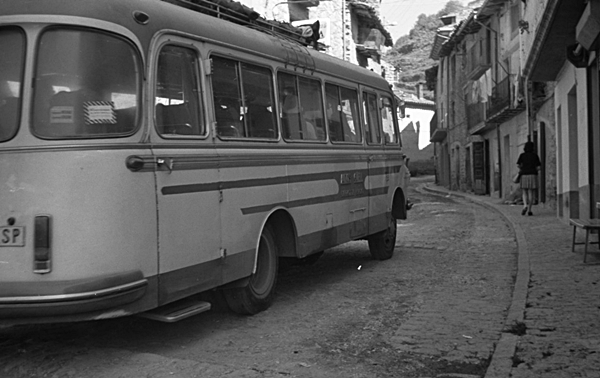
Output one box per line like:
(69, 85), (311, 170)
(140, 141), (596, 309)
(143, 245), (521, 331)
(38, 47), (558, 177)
(0, 0), (408, 325)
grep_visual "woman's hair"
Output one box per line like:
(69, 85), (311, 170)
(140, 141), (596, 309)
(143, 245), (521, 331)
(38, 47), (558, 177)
(524, 141), (534, 153)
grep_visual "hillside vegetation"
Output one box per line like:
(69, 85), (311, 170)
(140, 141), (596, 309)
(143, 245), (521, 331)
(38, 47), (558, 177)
(383, 1), (479, 100)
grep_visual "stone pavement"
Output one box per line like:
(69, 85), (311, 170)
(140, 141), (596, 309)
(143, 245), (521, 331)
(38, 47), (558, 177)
(423, 183), (600, 378)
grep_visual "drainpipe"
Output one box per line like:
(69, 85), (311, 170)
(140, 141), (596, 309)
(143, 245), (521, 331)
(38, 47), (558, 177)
(497, 124), (502, 198)
(341, 0), (346, 61)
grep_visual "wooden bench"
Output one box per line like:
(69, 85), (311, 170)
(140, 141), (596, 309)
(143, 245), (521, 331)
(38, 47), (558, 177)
(570, 204), (600, 263)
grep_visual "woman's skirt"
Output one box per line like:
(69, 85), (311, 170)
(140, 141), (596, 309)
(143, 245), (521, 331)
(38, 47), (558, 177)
(520, 174), (538, 189)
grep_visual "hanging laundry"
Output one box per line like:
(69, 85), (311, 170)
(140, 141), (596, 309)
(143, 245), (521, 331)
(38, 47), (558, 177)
(479, 74), (488, 103)
(485, 69), (493, 98)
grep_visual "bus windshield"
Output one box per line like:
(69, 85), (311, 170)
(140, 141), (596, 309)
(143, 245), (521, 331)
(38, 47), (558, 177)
(32, 28), (141, 139)
(0, 27), (25, 142)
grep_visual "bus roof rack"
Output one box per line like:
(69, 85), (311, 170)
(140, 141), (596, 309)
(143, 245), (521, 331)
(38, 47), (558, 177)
(162, 0), (315, 48)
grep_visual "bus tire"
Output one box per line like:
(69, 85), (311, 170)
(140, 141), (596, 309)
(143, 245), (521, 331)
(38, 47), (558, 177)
(224, 225), (279, 315)
(367, 215), (397, 260)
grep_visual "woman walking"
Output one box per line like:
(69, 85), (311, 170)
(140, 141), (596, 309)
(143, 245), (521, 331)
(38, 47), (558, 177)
(517, 141), (541, 216)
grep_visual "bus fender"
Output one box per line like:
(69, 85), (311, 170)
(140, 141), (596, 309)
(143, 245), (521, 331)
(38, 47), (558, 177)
(253, 207), (298, 273)
(392, 188), (407, 220)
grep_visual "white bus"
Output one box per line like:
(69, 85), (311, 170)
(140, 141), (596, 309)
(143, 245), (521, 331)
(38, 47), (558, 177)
(0, 0), (408, 325)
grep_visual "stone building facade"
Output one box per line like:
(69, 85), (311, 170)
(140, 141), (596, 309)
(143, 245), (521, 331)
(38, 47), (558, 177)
(429, 0), (600, 222)
(429, 1), (558, 208)
(241, 0), (392, 73)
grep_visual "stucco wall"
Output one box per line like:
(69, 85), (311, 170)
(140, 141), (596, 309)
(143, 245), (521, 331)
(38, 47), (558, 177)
(554, 63), (591, 219)
(519, 0), (549, 71)
(534, 96), (557, 209)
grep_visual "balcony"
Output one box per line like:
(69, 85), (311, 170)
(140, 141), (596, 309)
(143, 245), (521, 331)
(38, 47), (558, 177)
(466, 102), (485, 129)
(466, 39), (491, 81)
(429, 113), (447, 143)
(486, 75), (525, 124)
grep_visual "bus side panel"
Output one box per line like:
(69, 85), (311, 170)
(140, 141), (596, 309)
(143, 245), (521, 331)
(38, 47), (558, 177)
(0, 149), (158, 323)
(367, 151), (403, 234)
(288, 149), (369, 257)
(153, 147), (223, 305)
(218, 147), (288, 277)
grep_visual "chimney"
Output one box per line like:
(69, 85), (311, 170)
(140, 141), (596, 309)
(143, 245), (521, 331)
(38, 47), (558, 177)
(416, 83), (422, 99)
(440, 14), (456, 26)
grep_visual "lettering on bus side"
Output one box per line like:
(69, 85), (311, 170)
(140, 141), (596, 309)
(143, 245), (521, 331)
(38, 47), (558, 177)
(340, 188), (366, 198)
(339, 172), (363, 185)
(339, 172), (365, 198)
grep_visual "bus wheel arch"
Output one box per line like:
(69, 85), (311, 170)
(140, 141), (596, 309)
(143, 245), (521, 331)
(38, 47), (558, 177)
(265, 209), (297, 258)
(392, 187), (407, 220)
(223, 209), (296, 315)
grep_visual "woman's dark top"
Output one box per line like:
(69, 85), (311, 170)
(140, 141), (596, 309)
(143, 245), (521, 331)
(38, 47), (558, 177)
(517, 152), (541, 175)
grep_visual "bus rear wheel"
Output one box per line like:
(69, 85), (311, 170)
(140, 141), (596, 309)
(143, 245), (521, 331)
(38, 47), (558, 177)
(367, 216), (397, 260)
(224, 225), (278, 315)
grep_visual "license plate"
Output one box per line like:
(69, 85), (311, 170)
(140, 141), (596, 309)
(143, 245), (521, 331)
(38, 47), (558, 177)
(0, 226), (25, 247)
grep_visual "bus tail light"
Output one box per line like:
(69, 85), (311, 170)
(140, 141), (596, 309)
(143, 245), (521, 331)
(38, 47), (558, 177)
(34, 216), (51, 274)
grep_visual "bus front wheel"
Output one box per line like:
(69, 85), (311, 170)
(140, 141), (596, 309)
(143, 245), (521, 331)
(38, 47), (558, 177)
(224, 225), (279, 315)
(367, 216), (397, 260)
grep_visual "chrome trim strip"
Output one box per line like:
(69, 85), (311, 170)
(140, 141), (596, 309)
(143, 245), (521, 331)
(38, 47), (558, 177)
(0, 279), (148, 304)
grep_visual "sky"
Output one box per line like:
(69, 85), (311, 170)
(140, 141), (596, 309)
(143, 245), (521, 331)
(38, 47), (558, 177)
(380, 0), (469, 41)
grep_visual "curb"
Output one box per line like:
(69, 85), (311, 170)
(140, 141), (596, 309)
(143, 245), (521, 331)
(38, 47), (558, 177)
(420, 184), (530, 378)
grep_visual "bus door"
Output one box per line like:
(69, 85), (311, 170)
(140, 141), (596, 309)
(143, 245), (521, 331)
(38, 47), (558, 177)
(363, 91), (389, 233)
(325, 83), (369, 242)
(151, 42), (222, 305)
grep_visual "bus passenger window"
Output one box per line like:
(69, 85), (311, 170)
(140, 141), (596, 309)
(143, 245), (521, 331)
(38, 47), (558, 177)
(381, 97), (399, 144)
(32, 28), (141, 139)
(363, 92), (382, 145)
(211, 57), (244, 138)
(241, 63), (277, 139)
(278, 73), (300, 140)
(298, 77), (325, 141)
(0, 27), (24, 142)
(326, 84), (361, 144)
(278, 73), (325, 142)
(155, 46), (203, 137)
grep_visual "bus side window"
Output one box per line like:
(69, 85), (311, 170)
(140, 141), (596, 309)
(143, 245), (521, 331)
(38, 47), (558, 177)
(298, 76), (325, 141)
(325, 84), (342, 141)
(381, 96), (399, 144)
(278, 72), (325, 142)
(241, 62), (277, 139)
(339, 87), (362, 143)
(155, 45), (203, 136)
(278, 73), (301, 140)
(211, 56), (244, 138)
(363, 92), (382, 145)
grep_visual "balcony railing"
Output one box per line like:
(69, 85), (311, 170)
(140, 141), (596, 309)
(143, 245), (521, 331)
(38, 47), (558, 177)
(486, 75), (525, 124)
(430, 112), (438, 135)
(430, 113), (447, 143)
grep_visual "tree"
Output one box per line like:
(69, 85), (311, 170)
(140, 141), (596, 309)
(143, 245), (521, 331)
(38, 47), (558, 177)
(383, 1), (471, 99)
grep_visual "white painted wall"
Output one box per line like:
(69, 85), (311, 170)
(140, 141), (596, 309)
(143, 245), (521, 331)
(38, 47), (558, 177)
(399, 107), (434, 150)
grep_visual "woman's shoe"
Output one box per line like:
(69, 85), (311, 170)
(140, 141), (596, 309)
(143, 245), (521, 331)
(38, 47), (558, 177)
(521, 208), (527, 216)
(528, 211), (533, 216)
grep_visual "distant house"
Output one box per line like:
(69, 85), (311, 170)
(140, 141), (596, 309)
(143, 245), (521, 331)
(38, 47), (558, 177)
(398, 84), (435, 174)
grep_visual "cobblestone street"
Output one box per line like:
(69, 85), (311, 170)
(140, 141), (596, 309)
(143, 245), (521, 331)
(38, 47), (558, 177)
(0, 176), (517, 377)
(425, 181), (600, 378)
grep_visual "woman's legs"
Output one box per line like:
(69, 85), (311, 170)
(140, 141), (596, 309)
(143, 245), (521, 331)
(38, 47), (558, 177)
(521, 188), (534, 215)
(525, 189), (534, 214)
